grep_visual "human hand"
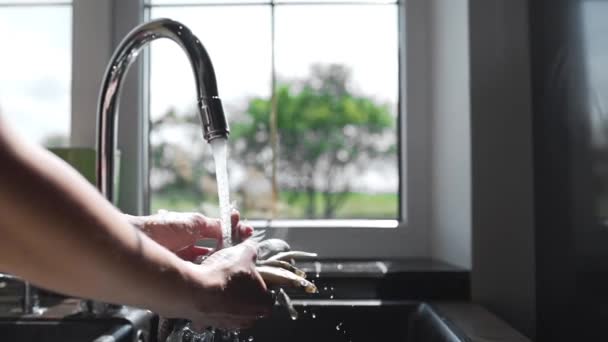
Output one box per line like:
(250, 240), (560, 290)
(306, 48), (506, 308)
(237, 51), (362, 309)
(185, 240), (273, 330)
(127, 210), (253, 261)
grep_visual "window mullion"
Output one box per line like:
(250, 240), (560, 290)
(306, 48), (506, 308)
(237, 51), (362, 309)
(270, 1), (279, 218)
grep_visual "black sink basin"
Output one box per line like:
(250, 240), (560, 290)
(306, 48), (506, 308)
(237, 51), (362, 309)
(0, 319), (133, 342)
(243, 301), (465, 342)
(0, 306), (157, 342)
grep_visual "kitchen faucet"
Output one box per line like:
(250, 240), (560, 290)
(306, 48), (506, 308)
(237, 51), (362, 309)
(97, 18), (229, 202)
(94, 18), (229, 313)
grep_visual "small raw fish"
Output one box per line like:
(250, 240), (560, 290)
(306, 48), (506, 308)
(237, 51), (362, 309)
(257, 259), (307, 278)
(257, 239), (291, 260)
(267, 251), (318, 262)
(277, 288), (298, 320)
(257, 266), (318, 294)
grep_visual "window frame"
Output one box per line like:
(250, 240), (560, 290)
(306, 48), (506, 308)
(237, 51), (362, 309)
(71, 0), (432, 259)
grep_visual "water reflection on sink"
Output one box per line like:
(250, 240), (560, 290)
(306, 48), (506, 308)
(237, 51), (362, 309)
(244, 301), (464, 342)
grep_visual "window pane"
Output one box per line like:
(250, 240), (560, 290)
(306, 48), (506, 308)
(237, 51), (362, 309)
(269, 5), (400, 219)
(149, 0), (266, 5)
(149, 6), (272, 215)
(275, 0), (396, 3)
(0, 6), (72, 147)
(583, 2), (608, 223)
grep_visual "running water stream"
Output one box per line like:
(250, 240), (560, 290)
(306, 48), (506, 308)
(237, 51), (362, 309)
(210, 138), (232, 248)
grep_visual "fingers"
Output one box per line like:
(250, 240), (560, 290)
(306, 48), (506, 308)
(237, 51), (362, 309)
(197, 216), (223, 241)
(175, 245), (212, 262)
(198, 210), (253, 244)
(232, 210), (254, 243)
(230, 209), (240, 232)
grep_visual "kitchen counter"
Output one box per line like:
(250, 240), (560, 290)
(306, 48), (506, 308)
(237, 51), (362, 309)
(288, 258), (470, 300)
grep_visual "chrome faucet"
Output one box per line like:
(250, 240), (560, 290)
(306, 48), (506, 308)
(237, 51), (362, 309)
(0, 274), (38, 316)
(94, 19), (229, 314)
(97, 18), (229, 201)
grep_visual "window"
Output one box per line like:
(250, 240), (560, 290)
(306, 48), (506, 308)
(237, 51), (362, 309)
(146, 0), (400, 224)
(583, 1), (608, 225)
(66, 0), (428, 258)
(0, 0), (72, 147)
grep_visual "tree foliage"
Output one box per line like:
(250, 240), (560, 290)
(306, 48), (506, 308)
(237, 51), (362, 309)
(231, 64), (395, 218)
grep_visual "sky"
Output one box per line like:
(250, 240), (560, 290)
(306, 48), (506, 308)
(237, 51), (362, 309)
(148, 4), (399, 120)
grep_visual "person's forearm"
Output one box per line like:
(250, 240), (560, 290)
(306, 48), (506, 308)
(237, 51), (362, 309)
(0, 123), (201, 317)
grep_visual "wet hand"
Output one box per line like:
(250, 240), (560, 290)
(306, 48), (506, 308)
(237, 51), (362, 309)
(127, 210), (253, 261)
(187, 240), (273, 330)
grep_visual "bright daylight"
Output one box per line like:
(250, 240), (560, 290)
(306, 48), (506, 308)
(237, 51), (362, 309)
(0, 0), (593, 341)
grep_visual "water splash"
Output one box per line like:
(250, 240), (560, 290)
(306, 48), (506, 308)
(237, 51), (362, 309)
(210, 138), (232, 247)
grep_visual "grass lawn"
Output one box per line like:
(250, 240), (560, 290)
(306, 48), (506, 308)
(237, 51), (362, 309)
(151, 189), (398, 219)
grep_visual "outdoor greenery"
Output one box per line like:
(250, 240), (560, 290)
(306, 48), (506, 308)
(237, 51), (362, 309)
(151, 190), (398, 220)
(150, 64), (398, 219)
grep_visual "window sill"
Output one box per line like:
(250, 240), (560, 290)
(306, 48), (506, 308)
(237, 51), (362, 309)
(249, 219), (399, 229)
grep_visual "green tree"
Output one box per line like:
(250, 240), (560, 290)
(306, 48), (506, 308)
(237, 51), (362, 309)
(231, 64), (395, 218)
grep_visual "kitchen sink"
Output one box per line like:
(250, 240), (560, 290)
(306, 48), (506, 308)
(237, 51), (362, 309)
(0, 319), (133, 342)
(241, 301), (465, 342)
(0, 306), (157, 342)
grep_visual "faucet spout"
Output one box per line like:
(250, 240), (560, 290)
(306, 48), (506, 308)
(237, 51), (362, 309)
(97, 18), (229, 202)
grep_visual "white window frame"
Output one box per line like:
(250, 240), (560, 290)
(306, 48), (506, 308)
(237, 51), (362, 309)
(70, 0), (432, 259)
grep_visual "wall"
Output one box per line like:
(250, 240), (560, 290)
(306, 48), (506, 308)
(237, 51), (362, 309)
(468, 0), (536, 338)
(427, 0), (472, 270)
(71, 0), (146, 215)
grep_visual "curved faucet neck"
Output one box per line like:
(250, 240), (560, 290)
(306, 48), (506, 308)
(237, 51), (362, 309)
(96, 18), (229, 202)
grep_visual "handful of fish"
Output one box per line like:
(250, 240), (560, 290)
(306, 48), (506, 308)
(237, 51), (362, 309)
(255, 238), (318, 294)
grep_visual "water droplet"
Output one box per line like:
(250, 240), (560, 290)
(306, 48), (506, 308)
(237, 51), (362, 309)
(330, 295), (334, 299)
(178, 31), (182, 35)
(323, 286), (328, 291)
(303, 310), (307, 314)
(337, 264), (343, 270)
(312, 313), (316, 319)
(336, 323), (342, 331)
(316, 273), (320, 278)
(330, 286), (334, 291)
(248, 337), (254, 342)
(179, 25), (183, 29)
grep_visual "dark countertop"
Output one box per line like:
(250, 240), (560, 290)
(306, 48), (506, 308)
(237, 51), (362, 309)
(287, 259), (470, 301)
